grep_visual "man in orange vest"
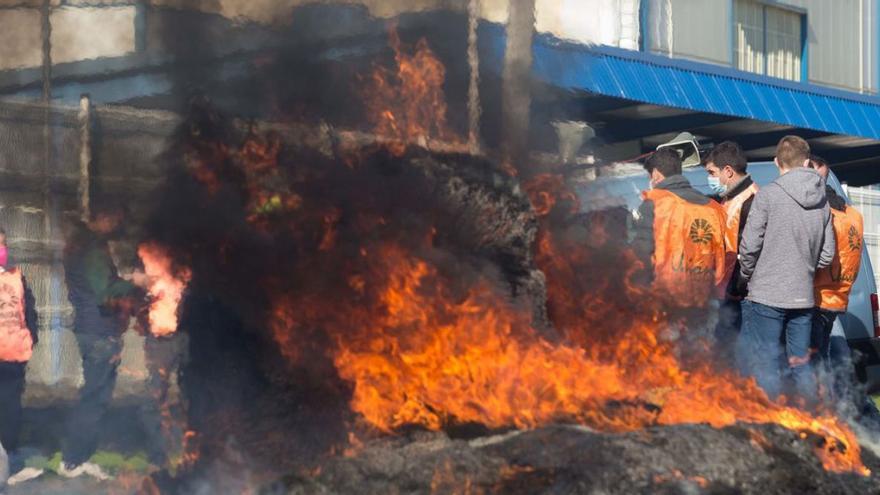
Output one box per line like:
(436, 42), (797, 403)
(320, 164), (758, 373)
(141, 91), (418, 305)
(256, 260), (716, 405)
(633, 148), (729, 342)
(0, 227), (37, 482)
(703, 141), (759, 353)
(809, 156), (863, 367)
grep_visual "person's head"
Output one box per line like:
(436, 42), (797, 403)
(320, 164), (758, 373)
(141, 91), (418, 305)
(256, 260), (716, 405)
(703, 141), (747, 193)
(644, 148), (682, 186)
(0, 227), (7, 247)
(775, 135), (811, 173)
(809, 154), (830, 180)
(87, 199), (126, 236)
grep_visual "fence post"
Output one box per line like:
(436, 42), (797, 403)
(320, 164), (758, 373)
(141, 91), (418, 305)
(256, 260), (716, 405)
(78, 95), (92, 222)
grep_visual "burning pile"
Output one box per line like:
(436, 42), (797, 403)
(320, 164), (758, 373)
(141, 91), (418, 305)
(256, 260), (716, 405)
(142, 29), (876, 491)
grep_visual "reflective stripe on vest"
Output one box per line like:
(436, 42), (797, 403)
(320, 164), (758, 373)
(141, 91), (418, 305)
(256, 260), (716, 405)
(815, 205), (864, 312)
(722, 182), (759, 252)
(642, 188), (728, 307)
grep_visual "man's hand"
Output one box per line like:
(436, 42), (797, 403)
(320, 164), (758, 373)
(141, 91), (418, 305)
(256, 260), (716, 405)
(124, 270), (151, 288)
(734, 275), (749, 299)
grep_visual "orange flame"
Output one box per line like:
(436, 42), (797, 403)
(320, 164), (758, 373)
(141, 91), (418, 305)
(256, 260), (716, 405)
(363, 27), (462, 154)
(174, 34), (870, 478)
(138, 242), (191, 337)
(323, 248), (866, 475)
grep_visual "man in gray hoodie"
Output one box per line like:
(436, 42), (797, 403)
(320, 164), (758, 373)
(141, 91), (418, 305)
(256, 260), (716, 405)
(735, 135), (834, 404)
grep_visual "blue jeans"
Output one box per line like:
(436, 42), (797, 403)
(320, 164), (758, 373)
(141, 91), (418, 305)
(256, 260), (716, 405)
(810, 309), (841, 365)
(715, 299), (742, 367)
(63, 333), (122, 466)
(736, 301), (816, 402)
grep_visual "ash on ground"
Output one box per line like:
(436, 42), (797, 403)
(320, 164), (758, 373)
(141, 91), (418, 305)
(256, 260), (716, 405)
(274, 423), (880, 495)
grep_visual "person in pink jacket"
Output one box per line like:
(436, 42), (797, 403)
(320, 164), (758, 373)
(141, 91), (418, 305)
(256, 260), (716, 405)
(0, 227), (38, 482)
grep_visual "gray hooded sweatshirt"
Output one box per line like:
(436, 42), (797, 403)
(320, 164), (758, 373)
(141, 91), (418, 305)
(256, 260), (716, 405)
(739, 167), (834, 309)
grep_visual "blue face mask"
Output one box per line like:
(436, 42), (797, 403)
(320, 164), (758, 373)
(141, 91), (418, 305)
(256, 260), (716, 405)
(707, 176), (726, 194)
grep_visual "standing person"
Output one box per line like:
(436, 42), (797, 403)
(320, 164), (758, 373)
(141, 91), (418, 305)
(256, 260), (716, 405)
(810, 156), (862, 365)
(0, 228), (39, 483)
(633, 148), (729, 345)
(703, 141), (758, 353)
(736, 136), (834, 404)
(61, 203), (141, 479)
(807, 158), (880, 425)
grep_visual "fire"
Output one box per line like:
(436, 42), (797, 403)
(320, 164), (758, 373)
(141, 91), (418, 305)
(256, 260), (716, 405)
(138, 242), (191, 337)
(363, 27), (462, 154)
(328, 246), (867, 474)
(172, 430), (201, 473)
(254, 142), (865, 476)
(333, 252), (632, 432)
(165, 34), (871, 480)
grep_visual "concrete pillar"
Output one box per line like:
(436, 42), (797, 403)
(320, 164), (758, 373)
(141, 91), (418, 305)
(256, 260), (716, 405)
(501, 0), (535, 173)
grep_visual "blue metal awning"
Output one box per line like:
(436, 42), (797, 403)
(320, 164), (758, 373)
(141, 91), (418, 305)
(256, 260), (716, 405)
(480, 23), (880, 141)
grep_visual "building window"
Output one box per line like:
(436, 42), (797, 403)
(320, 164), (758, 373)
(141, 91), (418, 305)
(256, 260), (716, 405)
(733, 0), (803, 81)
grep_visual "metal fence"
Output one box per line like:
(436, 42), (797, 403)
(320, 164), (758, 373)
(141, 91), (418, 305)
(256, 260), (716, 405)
(0, 99), (176, 405)
(847, 184), (880, 289)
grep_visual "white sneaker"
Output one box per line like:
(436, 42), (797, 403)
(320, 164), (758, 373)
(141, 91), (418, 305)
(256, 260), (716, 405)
(58, 462), (110, 481)
(7, 467), (44, 485)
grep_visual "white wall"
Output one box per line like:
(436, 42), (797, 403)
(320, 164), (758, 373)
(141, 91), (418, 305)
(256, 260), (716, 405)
(481, 0), (641, 48)
(0, 5), (137, 70)
(647, 0), (731, 65)
(535, 0), (640, 48)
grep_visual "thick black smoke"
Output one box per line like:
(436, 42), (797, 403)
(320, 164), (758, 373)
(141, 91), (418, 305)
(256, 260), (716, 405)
(140, 94), (541, 489)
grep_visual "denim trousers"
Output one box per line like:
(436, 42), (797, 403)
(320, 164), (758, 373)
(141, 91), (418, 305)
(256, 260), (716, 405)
(715, 298), (743, 367)
(736, 300), (816, 402)
(62, 332), (122, 466)
(0, 362), (26, 453)
(811, 309), (841, 365)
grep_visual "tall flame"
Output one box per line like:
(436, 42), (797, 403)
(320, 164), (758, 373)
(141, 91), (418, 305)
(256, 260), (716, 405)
(138, 242), (191, 337)
(363, 27), (462, 154)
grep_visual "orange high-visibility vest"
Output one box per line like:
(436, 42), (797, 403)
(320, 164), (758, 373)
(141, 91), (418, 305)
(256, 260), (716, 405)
(0, 269), (32, 362)
(815, 205), (864, 311)
(643, 189), (729, 308)
(721, 182), (759, 252)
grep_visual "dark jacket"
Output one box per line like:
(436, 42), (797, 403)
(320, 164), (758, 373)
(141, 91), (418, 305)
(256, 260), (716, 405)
(20, 272), (37, 346)
(64, 224), (138, 336)
(825, 185), (846, 213)
(739, 167), (834, 309)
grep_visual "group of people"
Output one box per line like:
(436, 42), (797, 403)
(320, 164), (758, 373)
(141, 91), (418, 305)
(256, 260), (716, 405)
(0, 201), (178, 486)
(635, 135), (864, 406)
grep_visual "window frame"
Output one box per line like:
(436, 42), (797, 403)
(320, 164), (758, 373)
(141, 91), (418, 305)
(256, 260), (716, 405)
(730, 0), (808, 82)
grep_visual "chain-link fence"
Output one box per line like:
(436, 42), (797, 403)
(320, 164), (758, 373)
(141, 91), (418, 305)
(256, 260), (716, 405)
(0, 99), (177, 405)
